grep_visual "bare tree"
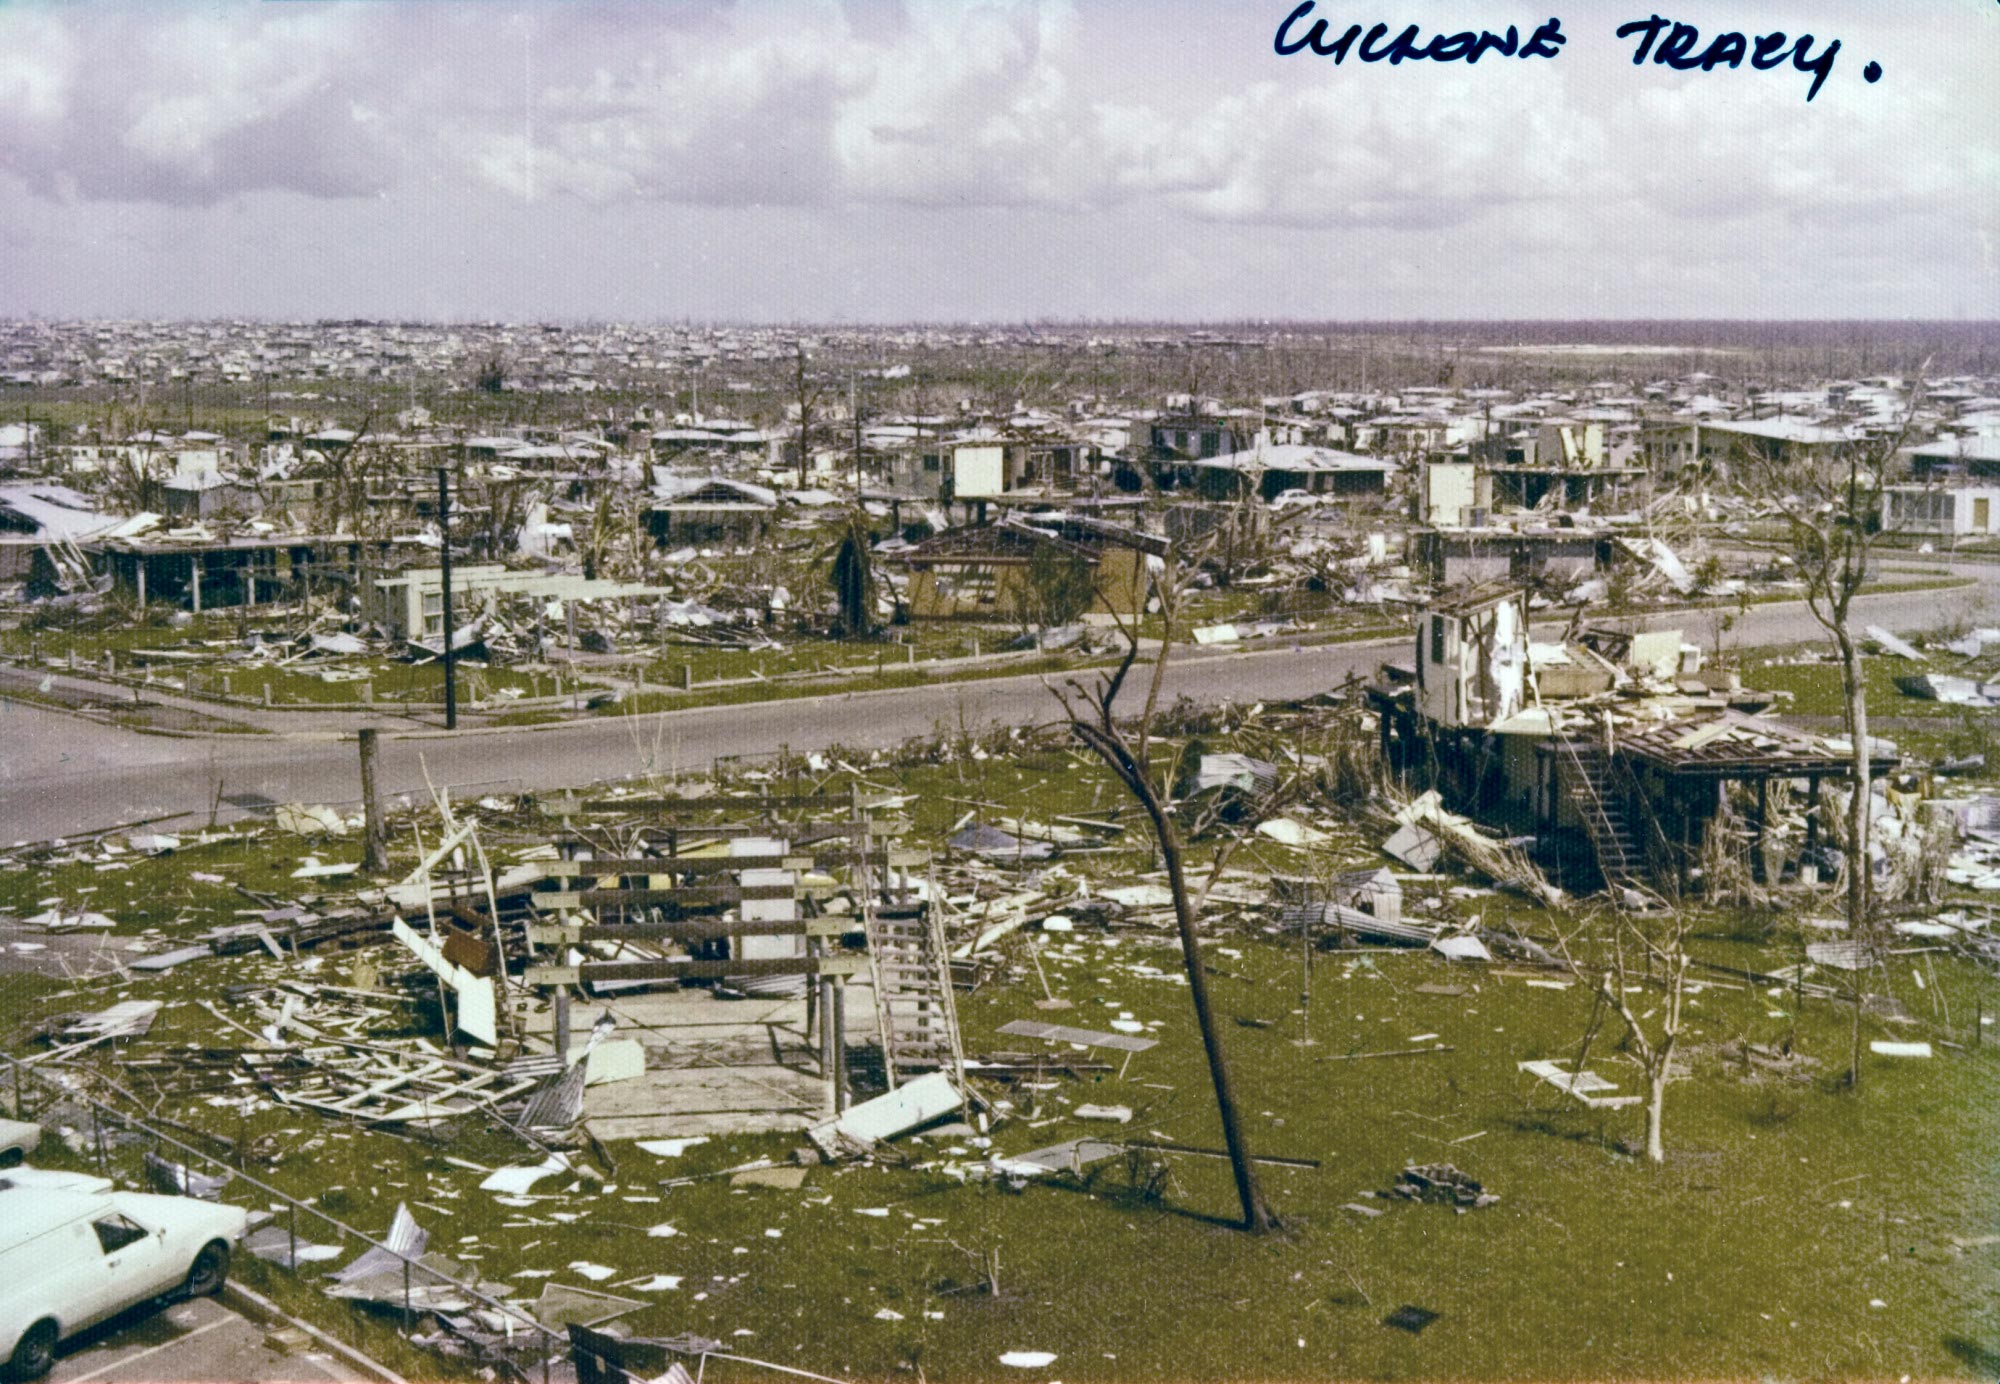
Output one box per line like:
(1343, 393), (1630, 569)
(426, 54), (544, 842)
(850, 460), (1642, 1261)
(792, 343), (826, 490)
(1735, 390), (1924, 1086)
(1550, 898), (1691, 1163)
(1051, 539), (1272, 1232)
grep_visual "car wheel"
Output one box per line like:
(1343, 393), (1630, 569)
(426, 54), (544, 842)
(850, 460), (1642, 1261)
(5, 1319), (57, 1382)
(183, 1240), (230, 1299)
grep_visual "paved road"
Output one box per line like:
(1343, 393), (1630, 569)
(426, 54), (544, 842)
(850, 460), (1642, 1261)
(1, 576), (1989, 844)
(45, 1290), (366, 1384)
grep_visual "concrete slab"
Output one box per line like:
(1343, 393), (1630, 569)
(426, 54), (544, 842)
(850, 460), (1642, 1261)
(522, 980), (885, 1139)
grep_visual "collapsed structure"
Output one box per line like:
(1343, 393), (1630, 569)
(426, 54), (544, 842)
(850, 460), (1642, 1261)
(1371, 585), (1897, 891)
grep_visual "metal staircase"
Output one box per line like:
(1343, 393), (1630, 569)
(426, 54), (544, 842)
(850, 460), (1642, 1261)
(860, 857), (965, 1091)
(1556, 740), (1643, 888)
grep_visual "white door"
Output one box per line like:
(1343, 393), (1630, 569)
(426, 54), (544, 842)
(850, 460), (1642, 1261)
(38, 1221), (108, 1336)
(88, 1212), (170, 1320)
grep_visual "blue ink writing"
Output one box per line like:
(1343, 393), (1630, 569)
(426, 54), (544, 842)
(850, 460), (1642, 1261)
(1271, 6), (1877, 100)
(1273, 5), (1566, 63)
(1614, 16), (1846, 100)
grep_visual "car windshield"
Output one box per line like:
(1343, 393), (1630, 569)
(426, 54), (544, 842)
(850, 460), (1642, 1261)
(93, 1214), (148, 1254)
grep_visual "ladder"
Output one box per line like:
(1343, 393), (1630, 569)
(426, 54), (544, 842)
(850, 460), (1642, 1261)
(861, 854), (965, 1091)
(1555, 740), (1643, 888)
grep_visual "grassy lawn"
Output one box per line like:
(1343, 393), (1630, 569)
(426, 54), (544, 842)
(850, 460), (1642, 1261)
(1740, 644), (2000, 769)
(4, 727), (1998, 1381)
(0, 613), (582, 708)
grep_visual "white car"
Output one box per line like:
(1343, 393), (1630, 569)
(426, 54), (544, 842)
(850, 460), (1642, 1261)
(0, 1180), (246, 1380)
(0, 1120), (38, 1169)
(1269, 488), (1322, 511)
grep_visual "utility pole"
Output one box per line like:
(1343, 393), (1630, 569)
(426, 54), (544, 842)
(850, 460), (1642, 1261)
(436, 467), (458, 730)
(851, 370), (862, 495)
(358, 728), (388, 871)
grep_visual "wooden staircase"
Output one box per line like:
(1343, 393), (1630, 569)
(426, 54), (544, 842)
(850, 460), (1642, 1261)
(1556, 740), (1642, 888)
(862, 888), (965, 1091)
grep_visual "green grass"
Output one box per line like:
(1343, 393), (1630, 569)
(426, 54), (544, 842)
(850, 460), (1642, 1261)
(1, 614), (579, 709)
(4, 744), (1997, 1381)
(1722, 639), (2000, 773)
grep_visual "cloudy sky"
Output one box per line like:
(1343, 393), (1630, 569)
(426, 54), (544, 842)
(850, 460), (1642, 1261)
(1, 0), (1994, 322)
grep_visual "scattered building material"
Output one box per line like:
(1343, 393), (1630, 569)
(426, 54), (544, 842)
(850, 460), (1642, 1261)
(808, 1070), (966, 1159)
(1517, 1058), (1643, 1109)
(1386, 1163), (1498, 1209)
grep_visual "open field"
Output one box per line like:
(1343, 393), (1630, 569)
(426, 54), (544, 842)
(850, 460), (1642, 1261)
(5, 677), (1998, 1382)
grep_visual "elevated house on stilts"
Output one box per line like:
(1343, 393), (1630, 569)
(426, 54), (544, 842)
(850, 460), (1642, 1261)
(1369, 585), (1896, 893)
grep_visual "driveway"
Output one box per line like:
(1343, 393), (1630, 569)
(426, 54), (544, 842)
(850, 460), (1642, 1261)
(44, 1291), (373, 1384)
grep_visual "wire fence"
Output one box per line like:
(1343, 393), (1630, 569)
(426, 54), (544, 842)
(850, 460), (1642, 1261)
(1, 1051), (568, 1384)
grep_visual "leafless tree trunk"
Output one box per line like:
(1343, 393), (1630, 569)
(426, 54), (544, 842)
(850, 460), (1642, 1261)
(793, 343), (823, 491)
(1737, 385), (1926, 1088)
(1052, 541), (1270, 1232)
(1552, 898), (1690, 1163)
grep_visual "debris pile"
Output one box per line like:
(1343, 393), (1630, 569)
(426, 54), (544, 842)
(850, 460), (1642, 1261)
(1385, 1163), (1498, 1210)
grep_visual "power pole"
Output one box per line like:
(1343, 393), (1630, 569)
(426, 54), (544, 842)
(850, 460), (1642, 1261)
(436, 467), (458, 730)
(358, 728), (388, 871)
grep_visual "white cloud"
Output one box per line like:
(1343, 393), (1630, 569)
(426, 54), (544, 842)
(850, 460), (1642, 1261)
(0, 0), (1991, 318)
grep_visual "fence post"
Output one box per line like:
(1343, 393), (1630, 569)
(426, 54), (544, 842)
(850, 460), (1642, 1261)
(403, 1256), (412, 1325)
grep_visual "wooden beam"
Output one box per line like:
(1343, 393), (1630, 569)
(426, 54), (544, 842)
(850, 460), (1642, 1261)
(539, 855), (815, 876)
(525, 954), (869, 987)
(542, 792), (903, 815)
(531, 882), (836, 910)
(528, 918), (854, 946)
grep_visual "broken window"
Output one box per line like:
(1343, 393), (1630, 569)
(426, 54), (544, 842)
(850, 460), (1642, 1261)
(1431, 614), (1448, 664)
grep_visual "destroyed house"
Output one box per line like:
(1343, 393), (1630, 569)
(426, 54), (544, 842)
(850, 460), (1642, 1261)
(1903, 434), (2000, 484)
(0, 482), (117, 582)
(649, 427), (780, 466)
(1184, 444), (1395, 504)
(1415, 460), (1491, 527)
(892, 518), (1163, 621)
(1475, 421), (1648, 512)
(1639, 416), (1863, 474)
(1411, 526), (1606, 588)
(140, 469), (261, 521)
(363, 565), (671, 643)
(86, 534), (363, 612)
(1372, 586), (1895, 890)
(645, 474), (778, 545)
(1148, 415), (1248, 462)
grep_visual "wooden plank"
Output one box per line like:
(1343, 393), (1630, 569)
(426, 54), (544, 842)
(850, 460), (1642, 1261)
(528, 918), (853, 945)
(540, 855), (815, 876)
(530, 883), (834, 909)
(526, 954), (869, 986)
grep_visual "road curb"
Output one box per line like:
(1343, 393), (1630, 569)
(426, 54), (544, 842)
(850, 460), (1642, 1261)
(222, 1282), (410, 1384)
